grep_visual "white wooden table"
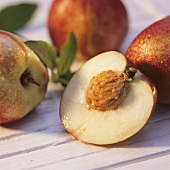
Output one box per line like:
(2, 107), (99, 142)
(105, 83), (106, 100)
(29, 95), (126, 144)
(0, 0), (170, 169)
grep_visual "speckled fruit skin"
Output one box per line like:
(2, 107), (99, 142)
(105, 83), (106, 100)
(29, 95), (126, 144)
(125, 16), (170, 104)
(48, 0), (128, 60)
(0, 31), (49, 123)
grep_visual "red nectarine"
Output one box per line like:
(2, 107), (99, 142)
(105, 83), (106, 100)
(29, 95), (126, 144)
(125, 16), (170, 104)
(48, 0), (128, 60)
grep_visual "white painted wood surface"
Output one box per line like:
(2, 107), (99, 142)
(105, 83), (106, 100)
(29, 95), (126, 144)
(0, 0), (170, 169)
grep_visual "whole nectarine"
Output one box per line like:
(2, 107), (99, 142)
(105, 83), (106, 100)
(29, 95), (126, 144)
(0, 31), (49, 123)
(125, 16), (170, 104)
(48, 0), (128, 60)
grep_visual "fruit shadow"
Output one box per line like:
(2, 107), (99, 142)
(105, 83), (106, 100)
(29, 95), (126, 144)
(1, 89), (65, 135)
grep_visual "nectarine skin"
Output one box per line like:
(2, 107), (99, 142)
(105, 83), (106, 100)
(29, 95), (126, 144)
(125, 16), (170, 104)
(0, 31), (49, 123)
(48, 0), (128, 60)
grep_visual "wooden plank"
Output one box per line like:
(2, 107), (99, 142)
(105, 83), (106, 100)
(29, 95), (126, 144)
(29, 133), (170, 170)
(0, 116), (169, 170)
(0, 133), (169, 170)
(115, 154), (170, 170)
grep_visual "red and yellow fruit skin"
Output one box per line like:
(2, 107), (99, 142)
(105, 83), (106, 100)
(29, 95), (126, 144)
(0, 31), (49, 123)
(125, 16), (170, 104)
(48, 0), (128, 60)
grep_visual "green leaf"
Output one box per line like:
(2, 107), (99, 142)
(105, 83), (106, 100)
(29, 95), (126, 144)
(57, 32), (77, 76)
(58, 71), (76, 87)
(0, 3), (37, 32)
(25, 33), (77, 87)
(51, 70), (75, 87)
(25, 40), (57, 70)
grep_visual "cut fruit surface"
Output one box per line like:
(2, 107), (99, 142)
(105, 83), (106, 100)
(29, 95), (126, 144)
(60, 51), (157, 145)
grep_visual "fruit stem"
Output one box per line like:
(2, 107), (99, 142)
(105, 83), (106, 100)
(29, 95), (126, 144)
(123, 67), (137, 81)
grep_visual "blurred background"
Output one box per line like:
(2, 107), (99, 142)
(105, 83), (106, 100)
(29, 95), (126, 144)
(0, 0), (169, 54)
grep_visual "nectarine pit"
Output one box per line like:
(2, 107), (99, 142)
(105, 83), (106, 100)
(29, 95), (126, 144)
(20, 70), (40, 87)
(86, 67), (136, 111)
